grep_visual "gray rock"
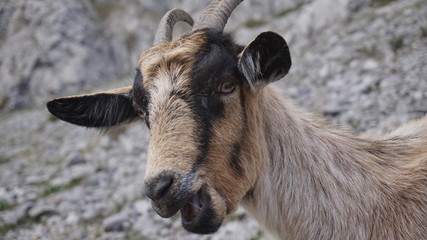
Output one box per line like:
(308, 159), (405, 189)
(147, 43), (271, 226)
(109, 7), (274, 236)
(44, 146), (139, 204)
(0, 202), (33, 226)
(133, 200), (152, 215)
(65, 212), (80, 225)
(66, 154), (87, 167)
(28, 203), (57, 220)
(103, 212), (132, 232)
(0, 188), (13, 205)
(0, 0), (121, 112)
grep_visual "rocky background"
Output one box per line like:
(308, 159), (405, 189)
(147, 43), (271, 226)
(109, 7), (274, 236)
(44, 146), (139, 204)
(0, 0), (426, 239)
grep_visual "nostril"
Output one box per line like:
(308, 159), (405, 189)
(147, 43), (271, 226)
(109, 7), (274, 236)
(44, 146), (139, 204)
(145, 175), (174, 201)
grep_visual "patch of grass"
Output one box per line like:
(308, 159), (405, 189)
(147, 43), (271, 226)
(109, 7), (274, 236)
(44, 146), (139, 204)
(40, 176), (86, 197)
(347, 118), (361, 129)
(68, 177), (85, 188)
(0, 223), (15, 237)
(0, 216), (34, 237)
(125, 229), (146, 240)
(372, 0), (398, 8)
(41, 185), (64, 197)
(389, 36), (404, 53)
(244, 19), (268, 28)
(0, 96), (9, 112)
(223, 212), (247, 224)
(94, 230), (102, 239)
(420, 26), (427, 38)
(274, 6), (299, 18)
(92, 2), (120, 20)
(251, 230), (265, 240)
(171, 211), (181, 221)
(0, 225), (11, 237)
(363, 85), (378, 94)
(231, 212), (247, 221)
(356, 45), (379, 58)
(0, 156), (10, 164)
(0, 200), (11, 211)
(126, 31), (136, 49)
(47, 114), (58, 122)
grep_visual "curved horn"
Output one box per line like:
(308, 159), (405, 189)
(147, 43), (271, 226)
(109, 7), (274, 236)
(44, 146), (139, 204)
(154, 8), (194, 45)
(193, 0), (243, 32)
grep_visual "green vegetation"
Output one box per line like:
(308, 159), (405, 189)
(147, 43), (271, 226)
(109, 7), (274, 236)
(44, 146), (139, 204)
(363, 85), (378, 94)
(41, 177), (86, 197)
(94, 229), (103, 239)
(223, 212), (247, 224)
(274, 6), (299, 18)
(420, 26), (427, 38)
(47, 114), (58, 122)
(0, 96), (9, 112)
(372, 0), (398, 8)
(91, 2), (120, 20)
(356, 45), (379, 58)
(0, 200), (11, 211)
(244, 19), (268, 28)
(389, 36), (404, 53)
(41, 185), (64, 197)
(124, 229), (146, 240)
(0, 223), (14, 237)
(233, 212), (247, 221)
(171, 211), (181, 221)
(0, 156), (10, 164)
(347, 118), (361, 129)
(251, 230), (265, 240)
(0, 216), (34, 237)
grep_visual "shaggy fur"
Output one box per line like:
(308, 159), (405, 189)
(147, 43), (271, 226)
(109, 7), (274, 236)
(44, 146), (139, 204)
(241, 86), (427, 239)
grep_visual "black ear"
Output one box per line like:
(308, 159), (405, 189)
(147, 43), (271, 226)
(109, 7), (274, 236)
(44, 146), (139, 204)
(238, 31), (291, 90)
(46, 87), (139, 128)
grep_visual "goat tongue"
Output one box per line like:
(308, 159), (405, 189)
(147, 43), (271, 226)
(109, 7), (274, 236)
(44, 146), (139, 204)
(181, 191), (203, 223)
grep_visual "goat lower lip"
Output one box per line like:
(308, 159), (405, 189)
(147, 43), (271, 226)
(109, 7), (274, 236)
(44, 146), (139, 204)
(181, 190), (203, 224)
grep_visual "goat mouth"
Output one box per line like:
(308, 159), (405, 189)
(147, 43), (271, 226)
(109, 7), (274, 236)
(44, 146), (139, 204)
(181, 189), (204, 224)
(180, 188), (221, 234)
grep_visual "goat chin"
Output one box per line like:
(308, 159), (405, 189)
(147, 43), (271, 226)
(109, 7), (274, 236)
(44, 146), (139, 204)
(181, 185), (227, 234)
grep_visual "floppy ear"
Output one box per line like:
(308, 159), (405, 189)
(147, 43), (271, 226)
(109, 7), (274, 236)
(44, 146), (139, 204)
(46, 87), (139, 128)
(238, 31), (292, 90)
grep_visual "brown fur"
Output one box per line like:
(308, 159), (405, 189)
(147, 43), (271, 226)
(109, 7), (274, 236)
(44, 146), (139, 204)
(240, 86), (427, 239)
(140, 32), (207, 180)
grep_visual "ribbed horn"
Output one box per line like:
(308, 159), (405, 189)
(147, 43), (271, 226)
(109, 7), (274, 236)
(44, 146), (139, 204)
(154, 8), (194, 45)
(193, 0), (243, 32)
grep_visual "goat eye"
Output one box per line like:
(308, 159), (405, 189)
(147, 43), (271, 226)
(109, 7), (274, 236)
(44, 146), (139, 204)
(218, 81), (235, 94)
(137, 110), (144, 118)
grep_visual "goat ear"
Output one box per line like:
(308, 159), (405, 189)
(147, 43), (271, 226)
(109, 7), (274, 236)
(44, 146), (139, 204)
(238, 31), (291, 90)
(46, 87), (139, 128)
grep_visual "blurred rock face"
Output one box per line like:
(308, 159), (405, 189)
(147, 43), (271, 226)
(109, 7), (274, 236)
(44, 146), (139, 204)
(1, 0), (116, 111)
(0, 0), (304, 112)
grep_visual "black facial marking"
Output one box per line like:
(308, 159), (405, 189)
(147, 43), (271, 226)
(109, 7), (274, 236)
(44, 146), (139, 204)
(133, 69), (151, 128)
(229, 88), (247, 177)
(189, 29), (242, 170)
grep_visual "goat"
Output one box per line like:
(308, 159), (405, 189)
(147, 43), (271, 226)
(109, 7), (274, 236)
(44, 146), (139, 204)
(47, 0), (427, 239)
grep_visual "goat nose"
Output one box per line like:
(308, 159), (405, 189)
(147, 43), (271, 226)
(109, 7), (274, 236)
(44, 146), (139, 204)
(145, 175), (174, 201)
